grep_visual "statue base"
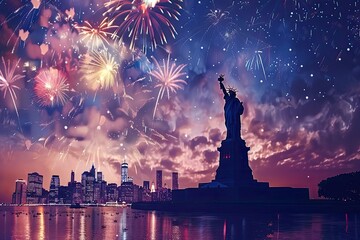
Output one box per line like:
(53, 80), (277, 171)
(175, 137), (309, 204)
(215, 138), (255, 187)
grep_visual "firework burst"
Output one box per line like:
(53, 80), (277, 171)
(0, 57), (24, 120)
(149, 54), (186, 118)
(34, 68), (70, 107)
(79, 50), (120, 90)
(76, 17), (118, 50)
(104, 0), (183, 51)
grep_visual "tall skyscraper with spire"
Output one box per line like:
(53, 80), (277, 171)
(121, 161), (128, 184)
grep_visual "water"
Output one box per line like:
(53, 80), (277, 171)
(0, 206), (359, 240)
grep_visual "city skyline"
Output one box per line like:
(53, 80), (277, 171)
(3, 158), (180, 203)
(9, 165), (178, 191)
(1, 0), (360, 203)
(11, 164), (178, 204)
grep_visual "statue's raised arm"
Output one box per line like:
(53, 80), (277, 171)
(218, 75), (228, 97)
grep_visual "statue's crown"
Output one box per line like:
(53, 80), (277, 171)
(227, 86), (237, 94)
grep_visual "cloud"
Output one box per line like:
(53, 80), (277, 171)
(189, 136), (208, 150)
(203, 149), (218, 164)
(160, 159), (180, 171)
(169, 146), (183, 158)
(208, 128), (222, 145)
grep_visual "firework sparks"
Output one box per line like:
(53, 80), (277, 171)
(79, 50), (120, 90)
(245, 49), (268, 81)
(207, 9), (231, 27)
(104, 0), (183, 51)
(0, 57), (24, 121)
(149, 54), (186, 118)
(34, 68), (70, 106)
(76, 17), (118, 50)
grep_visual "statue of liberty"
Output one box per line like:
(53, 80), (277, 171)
(218, 75), (244, 140)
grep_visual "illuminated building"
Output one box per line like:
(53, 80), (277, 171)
(142, 181), (151, 202)
(106, 183), (118, 202)
(72, 182), (83, 204)
(49, 175), (60, 204)
(12, 179), (27, 204)
(151, 182), (156, 193)
(121, 162), (128, 184)
(26, 172), (43, 204)
(81, 165), (96, 203)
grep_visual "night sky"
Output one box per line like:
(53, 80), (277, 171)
(0, 0), (359, 203)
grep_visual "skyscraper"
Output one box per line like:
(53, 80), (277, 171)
(143, 181), (150, 190)
(72, 182), (83, 204)
(71, 171), (75, 183)
(106, 183), (118, 202)
(49, 175), (60, 204)
(121, 162), (128, 184)
(82, 166), (95, 203)
(172, 172), (179, 190)
(97, 172), (103, 182)
(156, 170), (162, 191)
(90, 164), (96, 177)
(26, 172), (43, 204)
(93, 171), (106, 204)
(12, 179), (27, 204)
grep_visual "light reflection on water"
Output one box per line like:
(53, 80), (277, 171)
(0, 206), (359, 240)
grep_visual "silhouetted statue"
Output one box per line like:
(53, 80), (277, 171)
(218, 75), (244, 140)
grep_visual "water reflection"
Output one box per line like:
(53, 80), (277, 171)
(0, 206), (359, 240)
(150, 211), (156, 240)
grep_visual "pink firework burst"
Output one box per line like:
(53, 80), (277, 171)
(149, 54), (186, 118)
(104, 0), (183, 51)
(34, 68), (70, 107)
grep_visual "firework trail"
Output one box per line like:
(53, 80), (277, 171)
(149, 54), (186, 119)
(104, 0), (183, 52)
(1, 0), (62, 51)
(1, 0), (41, 33)
(245, 45), (271, 81)
(34, 68), (70, 106)
(79, 50), (120, 91)
(0, 57), (24, 123)
(245, 50), (266, 79)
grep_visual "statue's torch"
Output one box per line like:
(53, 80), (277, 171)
(218, 74), (224, 82)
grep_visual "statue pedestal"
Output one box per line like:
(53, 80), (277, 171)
(215, 138), (255, 187)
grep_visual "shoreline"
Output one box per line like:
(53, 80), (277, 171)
(132, 200), (360, 213)
(0, 203), (130, 207)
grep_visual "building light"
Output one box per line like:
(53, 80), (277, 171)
(151, 182), (155, 193)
